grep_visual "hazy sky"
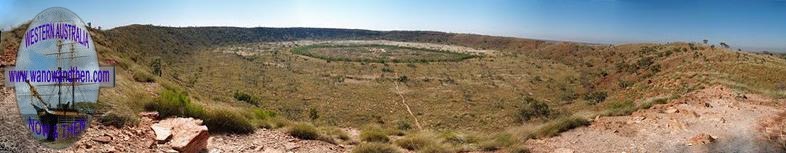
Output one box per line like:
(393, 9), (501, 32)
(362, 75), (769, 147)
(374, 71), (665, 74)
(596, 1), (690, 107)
(1, 0), (785, 51)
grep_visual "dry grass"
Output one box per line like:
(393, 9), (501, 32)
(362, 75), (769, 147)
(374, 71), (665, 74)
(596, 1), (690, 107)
(395, 132), (439, 151)
(360, 126), (390, 143)
(530, 116), (590, 138)
(288, 123), (320, 140)
(478, 133), (517, 151)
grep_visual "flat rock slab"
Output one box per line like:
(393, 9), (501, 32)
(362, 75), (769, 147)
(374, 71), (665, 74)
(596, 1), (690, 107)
(152, 117), (209, 153)
(151, 124), (172, 143)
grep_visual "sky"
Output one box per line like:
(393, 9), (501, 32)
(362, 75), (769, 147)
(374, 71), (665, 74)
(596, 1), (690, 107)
(1, 0), (785, 51)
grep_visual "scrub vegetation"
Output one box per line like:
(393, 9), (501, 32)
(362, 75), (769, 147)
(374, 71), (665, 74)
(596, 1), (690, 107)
(3, 23), (786, 152)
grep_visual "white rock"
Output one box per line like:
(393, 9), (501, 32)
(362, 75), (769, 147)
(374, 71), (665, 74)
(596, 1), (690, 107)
(151, 124), (172, 143)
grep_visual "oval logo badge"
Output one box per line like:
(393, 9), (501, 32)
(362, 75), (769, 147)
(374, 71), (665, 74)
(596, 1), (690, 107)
(14, 7), (98, 149)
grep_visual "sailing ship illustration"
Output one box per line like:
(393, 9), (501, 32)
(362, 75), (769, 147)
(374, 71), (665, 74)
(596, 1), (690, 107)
(23, 39), (91, 142)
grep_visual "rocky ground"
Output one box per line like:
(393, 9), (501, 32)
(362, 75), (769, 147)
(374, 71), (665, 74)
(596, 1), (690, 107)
(527, 85), (786, 153)
(0, 86), (164, 153)
(0, 87), (345, 153)
(0, 88), (50, 152)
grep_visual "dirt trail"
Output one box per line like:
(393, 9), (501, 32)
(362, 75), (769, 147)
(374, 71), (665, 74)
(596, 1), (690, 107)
(208, 129), (348, 153)
(394, 73), (423, 130)
(527, 85), (786, 153)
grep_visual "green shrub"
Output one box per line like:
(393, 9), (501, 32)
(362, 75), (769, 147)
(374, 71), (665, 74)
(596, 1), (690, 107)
(352, 143), (400, 153)
(308, 107), (320, 121)
(440, 131), (478, 145)
(395, 134), (436, 150)
(532, 116), (590, 138)
(360, 127), (390, 143)
(382, 67), (394, 73)
(233, 91), (260, 106)
(395, 120), (412, 131)
(397, 75), (409, 82)
(636, 56), (654, 68)
(289, 123), (320, 140)
(320, 126), (351, 141)
(151, 88), (203, 118)
(270, 117), (293, 129)
(516, 97), (551, 122)
(202, 108), (255, 133)
(584, 91), (608, 105)
(151, 58), (161, 76)
(183, 101), (206, 118)
(604, 100), (636, 116)
(479, 133), (515, 151)
(649, 64), (661, 73)
(251, 108), (277, 120)
(148, 88), (255, 133)
(559, 90), (578, 101)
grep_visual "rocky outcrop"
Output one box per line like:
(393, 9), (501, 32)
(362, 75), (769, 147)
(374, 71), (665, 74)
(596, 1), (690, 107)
(152, 117), (209, 153)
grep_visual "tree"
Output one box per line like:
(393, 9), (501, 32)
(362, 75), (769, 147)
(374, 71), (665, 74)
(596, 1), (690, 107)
(719, 42), (730, 48)
(703, 39), (708, 44)
(151, 58), (162, 76)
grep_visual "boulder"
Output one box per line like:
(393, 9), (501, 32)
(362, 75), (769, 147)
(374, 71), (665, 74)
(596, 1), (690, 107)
(152, 118), (209, 153)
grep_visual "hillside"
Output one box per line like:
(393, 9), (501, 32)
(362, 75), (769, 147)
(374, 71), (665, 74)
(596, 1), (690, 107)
(1, 24), (785, 152)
